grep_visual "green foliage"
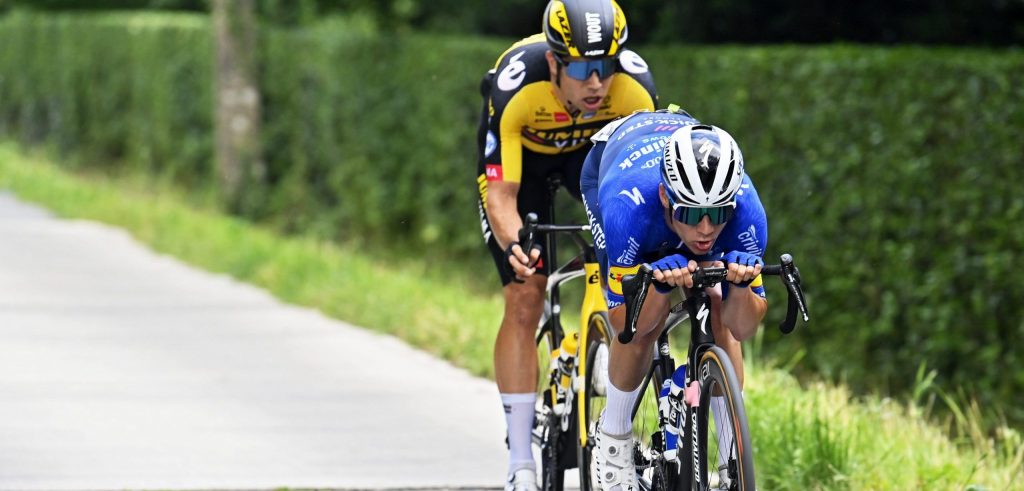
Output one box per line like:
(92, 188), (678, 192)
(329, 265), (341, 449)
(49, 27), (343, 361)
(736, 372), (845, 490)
(2, 12), (1024, 426)
(257, 23), (503, 255)
(644, 44), (1024, 424)
(0, 11), (214, 185)
(748, 369), (1023, 490)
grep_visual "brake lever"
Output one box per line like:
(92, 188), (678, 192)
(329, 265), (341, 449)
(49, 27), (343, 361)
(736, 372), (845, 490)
(519, 212), (539, 256)
(619, 264), (654, 344)
(777, 254), (809, 334)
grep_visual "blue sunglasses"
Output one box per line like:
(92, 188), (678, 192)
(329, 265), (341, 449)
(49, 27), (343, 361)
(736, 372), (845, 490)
(667, 194), (736, 225)
(556, 54), (617, 81)
(672, 203), (735, 226)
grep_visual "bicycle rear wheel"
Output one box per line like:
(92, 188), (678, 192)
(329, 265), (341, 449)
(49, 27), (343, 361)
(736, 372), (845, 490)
(534, 321), (569, 491)
(577, 312), (611, 490)
(692, 346), (755, 491)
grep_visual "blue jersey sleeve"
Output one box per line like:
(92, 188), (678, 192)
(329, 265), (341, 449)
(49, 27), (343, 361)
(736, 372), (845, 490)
(720, 177), (768, 300)
(601, 195), (650, 308)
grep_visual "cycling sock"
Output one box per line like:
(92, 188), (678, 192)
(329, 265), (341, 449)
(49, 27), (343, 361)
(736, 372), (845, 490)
(600, 379), (641, 437)
(502, 392), (537, 474)
(710, 396), (734, 468)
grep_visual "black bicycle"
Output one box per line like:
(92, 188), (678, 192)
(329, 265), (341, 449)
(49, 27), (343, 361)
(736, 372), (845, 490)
(577, 256), (809, 490)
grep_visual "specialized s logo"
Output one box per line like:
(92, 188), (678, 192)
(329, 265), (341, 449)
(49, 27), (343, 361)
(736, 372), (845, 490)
(696, 302), (710, 335)
(608, 265), (640, 296)
(697, 140), (714, 170)
(619, 187), (645, 206)
(497, 51), (527, 91)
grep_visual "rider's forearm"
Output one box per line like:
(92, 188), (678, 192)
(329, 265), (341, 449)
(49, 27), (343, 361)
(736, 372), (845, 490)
(485, 181), (523, 250)
(721, 286), (767, 341)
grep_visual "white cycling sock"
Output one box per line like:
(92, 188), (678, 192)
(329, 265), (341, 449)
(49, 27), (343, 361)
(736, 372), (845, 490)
(710, 396), (734, 468)
(502, 392), (537, 474)
(600, 379), (641, 437)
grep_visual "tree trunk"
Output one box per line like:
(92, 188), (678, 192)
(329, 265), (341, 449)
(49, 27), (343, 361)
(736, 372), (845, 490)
(212, 0), (263, 209)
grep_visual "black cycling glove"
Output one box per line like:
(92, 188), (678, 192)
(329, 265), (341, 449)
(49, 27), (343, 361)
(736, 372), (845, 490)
(504, 241), (543, 284)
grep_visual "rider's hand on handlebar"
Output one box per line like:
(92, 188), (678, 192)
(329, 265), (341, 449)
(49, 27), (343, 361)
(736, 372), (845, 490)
(650, 253), (698, 290)
(723, 250), (764, 287)
(505, 242), (542, 282)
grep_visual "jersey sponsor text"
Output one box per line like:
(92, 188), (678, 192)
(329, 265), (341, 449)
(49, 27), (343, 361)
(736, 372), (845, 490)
(485, 164), (503, 181)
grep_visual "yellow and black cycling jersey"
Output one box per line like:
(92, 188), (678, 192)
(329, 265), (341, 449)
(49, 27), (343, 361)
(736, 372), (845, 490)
(480, 33), (657, 184)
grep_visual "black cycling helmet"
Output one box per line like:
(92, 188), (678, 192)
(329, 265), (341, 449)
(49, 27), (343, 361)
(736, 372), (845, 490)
(543, 0), (628, 59)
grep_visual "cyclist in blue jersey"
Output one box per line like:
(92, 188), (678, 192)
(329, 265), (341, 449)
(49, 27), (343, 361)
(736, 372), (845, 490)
(580, 108), (768, 490)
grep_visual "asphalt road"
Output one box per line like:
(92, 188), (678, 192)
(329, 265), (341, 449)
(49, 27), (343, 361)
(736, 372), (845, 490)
(0, 191), (510, 490)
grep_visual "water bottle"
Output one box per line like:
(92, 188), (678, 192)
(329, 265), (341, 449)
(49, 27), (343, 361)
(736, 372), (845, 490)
(552, 332), (578, 416)
(659, 364), (687, 460)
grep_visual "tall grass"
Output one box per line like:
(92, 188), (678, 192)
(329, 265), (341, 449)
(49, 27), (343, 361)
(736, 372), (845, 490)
(1, 142), (1020, 490)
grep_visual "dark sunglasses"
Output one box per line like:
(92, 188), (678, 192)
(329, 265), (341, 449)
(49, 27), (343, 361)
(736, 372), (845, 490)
(555, 54), (617, 81)
(671, 202), (736, 226)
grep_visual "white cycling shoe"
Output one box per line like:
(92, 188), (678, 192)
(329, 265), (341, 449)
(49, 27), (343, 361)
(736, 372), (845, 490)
(592, 427), (638, 491)
(505, 467), (538, 491)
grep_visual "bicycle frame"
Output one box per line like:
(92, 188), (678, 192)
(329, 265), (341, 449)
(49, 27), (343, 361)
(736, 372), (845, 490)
(526, 177), (608, 452)
(676, 287), (720, 487)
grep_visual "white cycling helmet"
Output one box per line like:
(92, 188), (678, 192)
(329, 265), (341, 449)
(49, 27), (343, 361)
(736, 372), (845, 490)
(661, 124), (745, 208)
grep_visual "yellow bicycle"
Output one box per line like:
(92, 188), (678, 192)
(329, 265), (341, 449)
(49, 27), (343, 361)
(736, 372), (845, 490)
(520, 178), (609, 491)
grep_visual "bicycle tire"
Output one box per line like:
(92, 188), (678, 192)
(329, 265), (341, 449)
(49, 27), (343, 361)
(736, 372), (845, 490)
(634, 361), (680, 490)
(691, 346), (755, 491)
(577, 312), (611, 490)
(539, 410), (567, 491)
(535, 322), (567, 491)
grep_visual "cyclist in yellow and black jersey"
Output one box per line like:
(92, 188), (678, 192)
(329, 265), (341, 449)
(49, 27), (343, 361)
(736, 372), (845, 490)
(479, 33), (657, 187)
(475, 1), (657, 490)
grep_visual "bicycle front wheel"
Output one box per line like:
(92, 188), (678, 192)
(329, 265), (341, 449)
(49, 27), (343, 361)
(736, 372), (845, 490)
(692, 346), (755, 491)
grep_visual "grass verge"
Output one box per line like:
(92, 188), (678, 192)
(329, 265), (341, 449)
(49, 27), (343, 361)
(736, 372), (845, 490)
(1, 141), (1019, 490)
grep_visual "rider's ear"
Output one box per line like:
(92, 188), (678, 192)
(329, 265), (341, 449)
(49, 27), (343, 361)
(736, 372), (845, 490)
(658, 184), (670, 209)
(544, 50), (559, 81)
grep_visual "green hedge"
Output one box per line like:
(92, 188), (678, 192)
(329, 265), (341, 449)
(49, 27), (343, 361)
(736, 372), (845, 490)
(647, 45), (1024, 422)
(0, 12), (213, 184)
(257, 20), (498, 253)
(3, 12), (1023, 423)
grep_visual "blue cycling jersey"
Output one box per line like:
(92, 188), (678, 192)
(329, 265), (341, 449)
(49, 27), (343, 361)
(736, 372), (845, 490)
(581, 110), (768, 307)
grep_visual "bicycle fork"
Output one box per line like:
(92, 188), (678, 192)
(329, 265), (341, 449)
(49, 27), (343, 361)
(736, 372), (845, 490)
(677, 290), (717, 488)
